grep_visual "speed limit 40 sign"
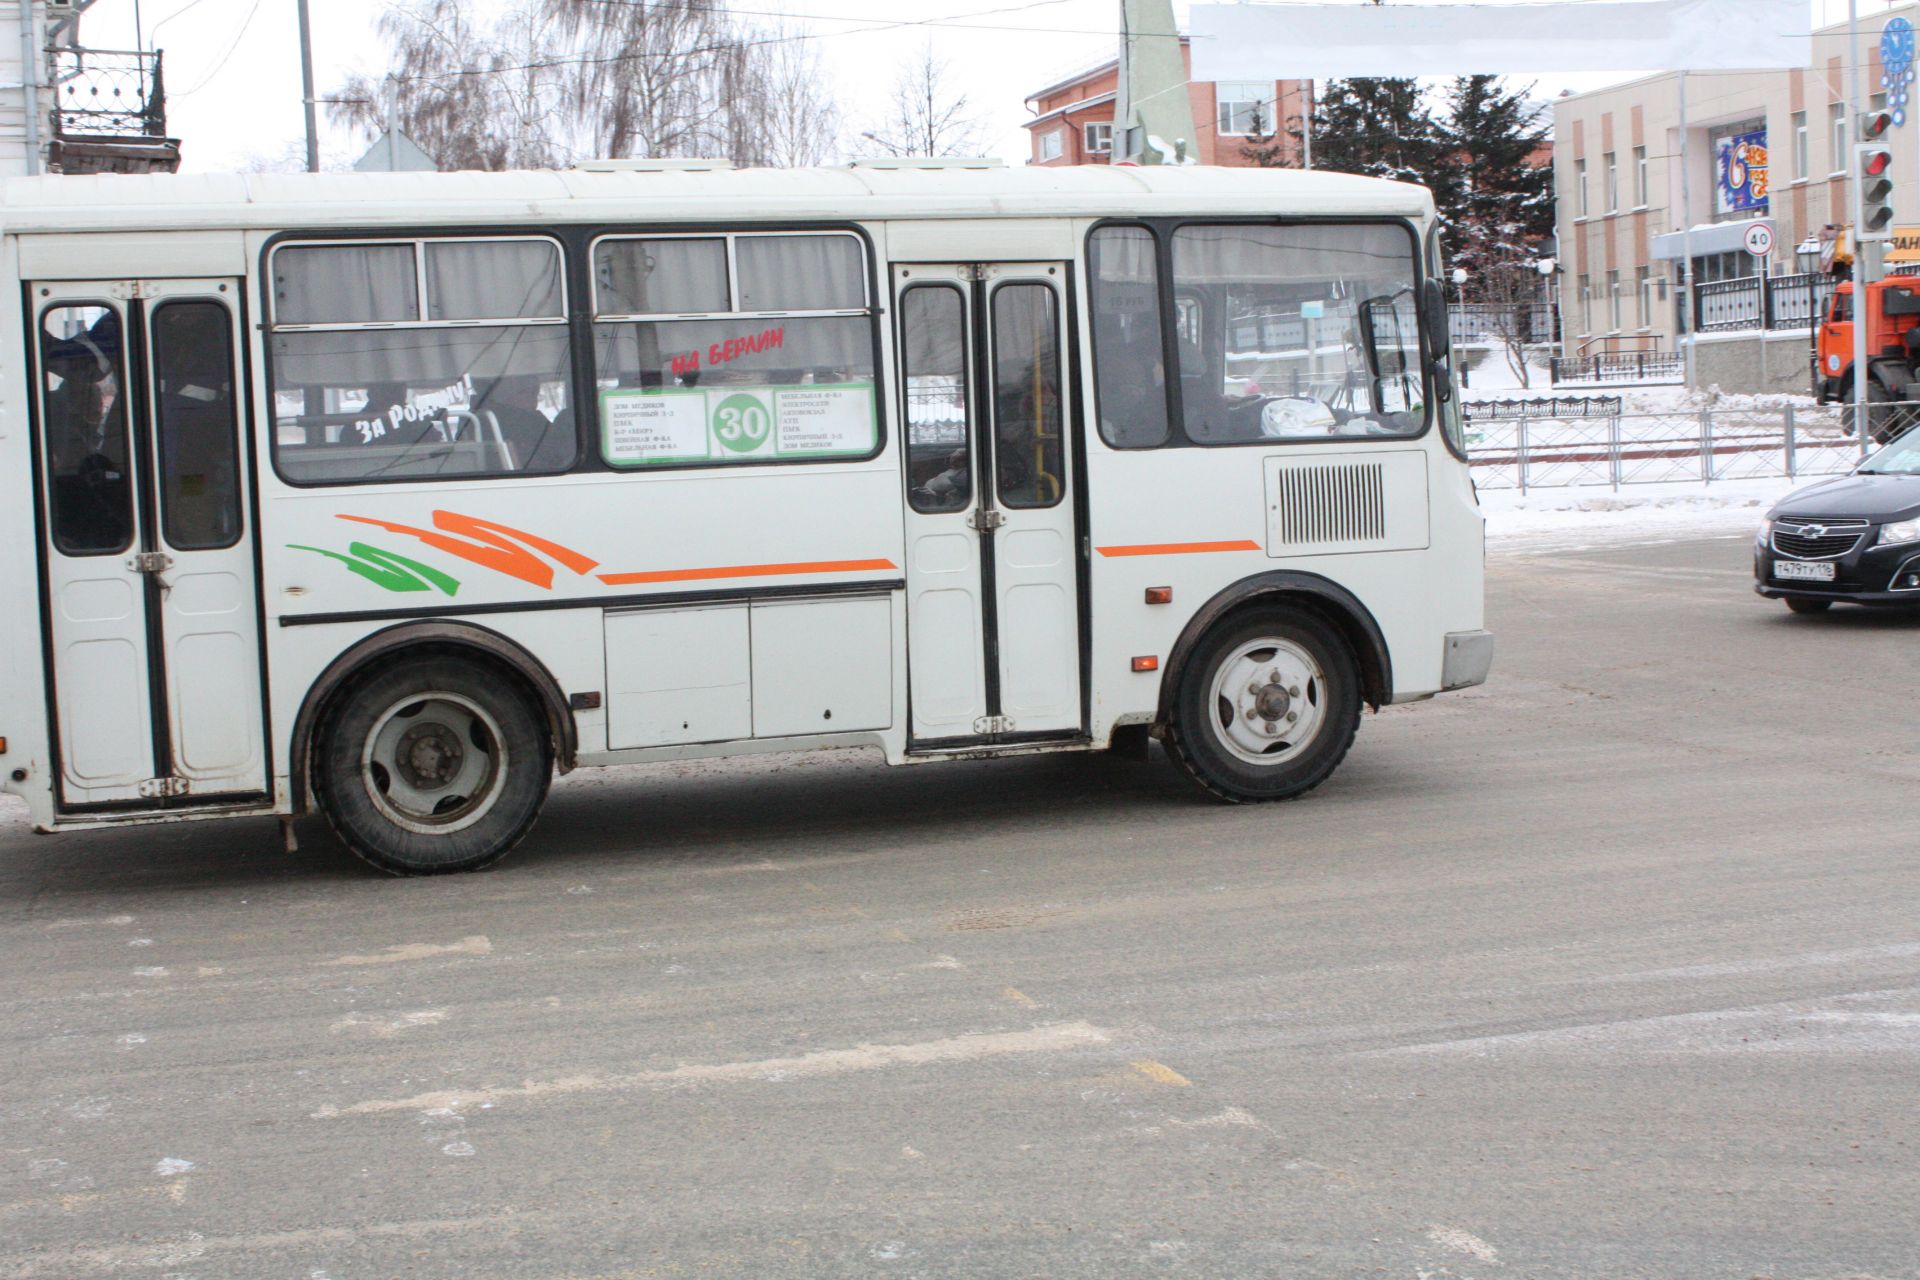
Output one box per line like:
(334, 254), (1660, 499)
(1743, 222), (1775, 258)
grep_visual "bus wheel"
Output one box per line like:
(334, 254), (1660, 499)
(1164, 607), (1361, 803)
(314, 654), (551, 875)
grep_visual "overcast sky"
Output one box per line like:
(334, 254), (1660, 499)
(73, 0), (1903, 174)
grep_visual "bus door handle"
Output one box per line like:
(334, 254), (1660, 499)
(966, 508), (1006, 532)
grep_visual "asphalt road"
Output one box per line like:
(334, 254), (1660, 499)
(3, 533), (1918, 1279)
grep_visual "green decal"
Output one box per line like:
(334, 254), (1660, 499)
(711, 391), (774, 454)
(288, 541), (461, 596)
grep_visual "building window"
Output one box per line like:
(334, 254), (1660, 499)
(1215, 81), (1272, 136)
(1084, 120), (1113, 154)
(1792, 110), (1808, 180)
(1831, 102), (1847, 173)
(1577, 274), (1591, 332)
(1633, 145), (1648, 206)
(1574, 158), (1588, 217)
(1607, 269), (1622, 330)
(1636, 266), (1652, 327)
(1604, 152), (1619, 212)
(1037, 128), (1064, 162)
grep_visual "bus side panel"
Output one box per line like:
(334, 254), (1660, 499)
(0, 236), (58, 829)
(1080, 437), (1484, 733)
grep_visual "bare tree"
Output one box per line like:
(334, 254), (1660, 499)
(746, 26), (842, 167)
(329, 0), (570, 170)
(330, 0), (844, 171)
(859, 44), (986, 158)
(1470, 248), (1549, 388)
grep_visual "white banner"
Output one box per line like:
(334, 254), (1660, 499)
(1190, 0), (1813, 80)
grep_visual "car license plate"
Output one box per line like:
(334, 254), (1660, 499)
(1774, 559), (1836, 582)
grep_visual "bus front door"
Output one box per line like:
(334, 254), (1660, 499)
(894, 263), (1083, 745)
(31, 280), (268, 810)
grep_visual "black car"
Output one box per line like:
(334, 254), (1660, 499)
(1755, 429), (1920, 613)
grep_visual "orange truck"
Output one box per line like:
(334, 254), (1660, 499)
(1812, 276), (1920, 441)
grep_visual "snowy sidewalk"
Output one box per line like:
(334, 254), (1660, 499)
(1481, 475), (1794, 554)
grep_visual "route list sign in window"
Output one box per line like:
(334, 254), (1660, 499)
(601, 383), (877, 466)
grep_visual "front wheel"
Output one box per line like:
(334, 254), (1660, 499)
(1164, 607), (1362, 803)
(313, 653), (552, 875)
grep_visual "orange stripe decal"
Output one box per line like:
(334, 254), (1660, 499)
(1096, 540), (1262, 558)
(597, 558), (899, 586)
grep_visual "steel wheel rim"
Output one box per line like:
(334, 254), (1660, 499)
(361, 691), (508, 835)
(1207, 637), (1327, 766)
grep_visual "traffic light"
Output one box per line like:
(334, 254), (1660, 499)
(1856, 110), (1896, 240)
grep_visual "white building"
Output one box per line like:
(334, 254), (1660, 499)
(1, 0), (179, 177)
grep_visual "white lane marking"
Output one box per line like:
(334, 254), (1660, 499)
(1428, 1225), (1500, 1262)
(1382, 988), (1920, 1057)
(313, 1021), (1112, 1118)
(322, 936), (491, 966)
(329, 1009), (450, 1038)
(1573, 942), (1920, 985)
(154, 1157), (196, 1177)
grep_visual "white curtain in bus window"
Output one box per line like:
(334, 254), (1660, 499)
(1170, 224), (1424, 443)
(990, 283), (1063, 509)
(268, 238), (576, 484)
(272, 243), (419, 325)
(593, 238), (729, 316)
(39, 304), (134, 555)
(425, 240), (563, 321)
(734, 236), (865, 312)
(592, 233), (876, 469)
(1088, 226), (1172, 448)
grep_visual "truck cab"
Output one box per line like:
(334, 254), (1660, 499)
(1814, 278), (1920, 442)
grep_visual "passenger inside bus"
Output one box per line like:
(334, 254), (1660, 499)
(42, 311), (133, 554)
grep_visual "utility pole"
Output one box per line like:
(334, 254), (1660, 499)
(1849, 0), (1871, 441)
(297, 0), (319, 172)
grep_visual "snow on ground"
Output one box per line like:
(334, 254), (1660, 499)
(1481, 474), (1797, 554)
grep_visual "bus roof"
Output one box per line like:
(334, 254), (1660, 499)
(0, 164), (1434, 236)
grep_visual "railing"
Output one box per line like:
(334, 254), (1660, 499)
(1466, 395), (1622, 420)
(1691, 271), (1834, 334)
(48, 47), (167, 139)
(1448, 301), (1556, 347)
(1467, 400), (1889, 491)
(1550, 350), (1683, 384)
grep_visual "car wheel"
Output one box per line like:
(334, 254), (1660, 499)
(1785, 597), (1833, 615)
(314, 653), (552, 875)
(1164, 606), (1361, 803)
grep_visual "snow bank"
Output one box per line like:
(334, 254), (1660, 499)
(1482, 475), (1798, 552)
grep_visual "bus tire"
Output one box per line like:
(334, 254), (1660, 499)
(313, 653), (551, 875)
(1164, 606), (1361, 804)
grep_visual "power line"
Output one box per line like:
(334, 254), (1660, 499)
(174, 0), (268, 96)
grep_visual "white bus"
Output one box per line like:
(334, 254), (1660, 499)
(0, 161), (1491, 874)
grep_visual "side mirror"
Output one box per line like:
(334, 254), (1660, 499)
(1420, 278), (1455, 404)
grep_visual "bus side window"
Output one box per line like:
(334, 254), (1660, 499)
(40, 304), (135, 555)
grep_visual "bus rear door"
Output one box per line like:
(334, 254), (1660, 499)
(31, 279), (268, 809)
(893, 262), (1083, 746)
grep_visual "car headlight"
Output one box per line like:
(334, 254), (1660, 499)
(1880, 519), (1920, 545)
(1759, 518), (1774, 541)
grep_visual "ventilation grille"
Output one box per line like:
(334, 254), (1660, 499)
(1270, 461), (1387, 546)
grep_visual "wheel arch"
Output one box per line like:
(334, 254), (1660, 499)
(1154, 572), (1394, 730)
(288, 620), (577, 815)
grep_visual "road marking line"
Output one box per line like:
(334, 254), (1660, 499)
(1129, 1059), (1192, 1087)
(312, 1021), (1112, 1118)
(322, 936), (491, 966)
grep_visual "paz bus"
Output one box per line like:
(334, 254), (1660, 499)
(0, 160), (1492, 874)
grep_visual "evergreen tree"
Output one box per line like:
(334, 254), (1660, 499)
(1308, 78), (1447, 186)
(1436, 75), (1554, 277)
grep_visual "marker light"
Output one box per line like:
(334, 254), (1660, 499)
(1131, 655), (1160, 672)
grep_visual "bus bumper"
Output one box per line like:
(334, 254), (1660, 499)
(1440, 630), (1495, 691)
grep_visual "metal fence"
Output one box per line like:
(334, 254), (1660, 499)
(48, 47), (168, 139)
(1448, 301), (1556, 347)
(1550, 350), (1683, 384)
(1692, 272), (1834, 334)
(1466, 400), (1887, 492)
(1467, 395), (1622, 420)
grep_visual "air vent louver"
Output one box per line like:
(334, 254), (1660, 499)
(1269, 461), (1386, 546)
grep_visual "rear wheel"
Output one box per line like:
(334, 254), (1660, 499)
(1785, 597), (1833, 615)
(1164, 606), (1362, 803)
(314, 654), (552, 875)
